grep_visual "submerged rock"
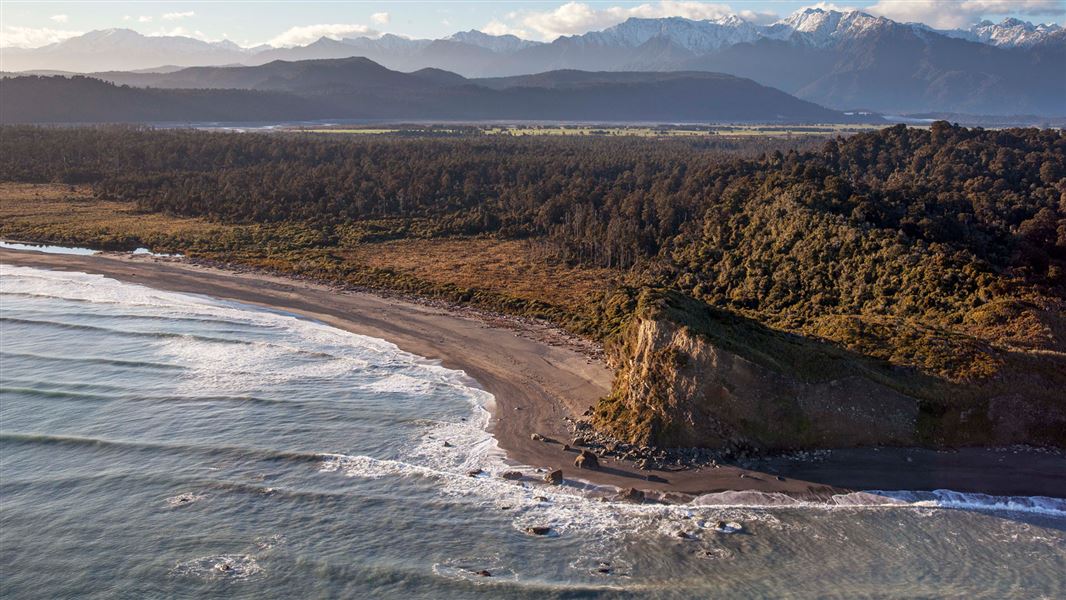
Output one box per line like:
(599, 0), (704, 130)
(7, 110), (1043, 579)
(715, 521), (744, 533)
(545, 469), (563, 485)
(474, 570), (492, 577)
(525, 526), (551, 536)
(467, 468), (483, 477)
(574, 449), (599, 470)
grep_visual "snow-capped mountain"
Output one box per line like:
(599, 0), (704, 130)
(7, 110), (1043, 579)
(3, 8), (1062, 116)
(943, 18), (1065, 47)
(1, 28), (251, 72)
(445, 30), (540, 53)
(767, 8), (895, 47)
(563, 16), (761, 52)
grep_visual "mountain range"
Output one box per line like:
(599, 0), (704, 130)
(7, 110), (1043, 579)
(0, 57), (858, 124)
(3, 8), (1064, 115)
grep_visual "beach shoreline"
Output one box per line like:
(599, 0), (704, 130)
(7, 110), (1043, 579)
(3, 247), (1064, 500)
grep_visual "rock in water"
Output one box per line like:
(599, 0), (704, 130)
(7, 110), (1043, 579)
(618, 487), (645, 503)
(574, 449), (599, 470)
(715, 521), (743, 533)
(474, 570), (492, 577)
(525, 526), (551, 536)
(500, 471), (523, 480)
(545, 469), (563, 485)
(467, 468), (483, 477)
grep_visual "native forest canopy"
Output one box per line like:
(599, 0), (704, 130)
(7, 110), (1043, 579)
(2, 123), (1065, 447)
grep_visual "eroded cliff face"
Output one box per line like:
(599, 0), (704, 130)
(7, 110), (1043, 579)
(593, 291), (1066, 450)
(596, 314), (920, 449)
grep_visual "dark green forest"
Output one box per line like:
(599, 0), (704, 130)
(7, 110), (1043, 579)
(2, 123), (1064, 381)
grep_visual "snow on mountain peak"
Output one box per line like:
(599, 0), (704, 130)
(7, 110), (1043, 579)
(942, 17), (1064, 47)
(577, 16), (760, 52)
(772, 8), (891, 47)
(445, 30), (540, 53)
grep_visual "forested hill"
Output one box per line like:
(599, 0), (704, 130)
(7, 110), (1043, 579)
(3, 123), (1062, 354)
(0, 58), (856, 123)
(2, 122), (1064, 446)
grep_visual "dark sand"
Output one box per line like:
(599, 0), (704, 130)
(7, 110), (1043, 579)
(3, 248), (1064, 499)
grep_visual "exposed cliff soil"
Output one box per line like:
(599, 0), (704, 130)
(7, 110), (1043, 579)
(594, 289), (1066, 450)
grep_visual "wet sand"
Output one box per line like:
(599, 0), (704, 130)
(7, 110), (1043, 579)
(3, 247), (1064, 499)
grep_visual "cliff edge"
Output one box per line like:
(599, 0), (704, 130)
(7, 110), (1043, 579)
(593, 289), (1066, 450)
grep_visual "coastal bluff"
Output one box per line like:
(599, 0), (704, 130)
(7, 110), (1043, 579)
(593, 290), (1066, 450)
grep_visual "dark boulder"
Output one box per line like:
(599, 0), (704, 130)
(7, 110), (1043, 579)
(545, 469), (563, 485)
(525, 526), (551, 536)
(500, 471), (523, 480)
(618, 487), (645, 503)
(574, 449), (599, 470)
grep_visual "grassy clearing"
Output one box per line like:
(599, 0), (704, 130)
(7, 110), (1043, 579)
(0, 182), (620, 333)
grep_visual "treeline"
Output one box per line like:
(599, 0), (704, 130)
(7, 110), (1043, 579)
(0, 126), (816, 266)
(1, 123), (1063, 350)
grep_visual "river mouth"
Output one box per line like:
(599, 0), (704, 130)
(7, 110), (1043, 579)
(2, 264), (1064, 598)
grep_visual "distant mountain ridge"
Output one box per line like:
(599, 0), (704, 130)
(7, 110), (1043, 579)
(0, 57), (860, 124)
(3, 9), (1063, 115)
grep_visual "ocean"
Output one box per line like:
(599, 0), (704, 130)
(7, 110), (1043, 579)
(1, 264), (1063, 599)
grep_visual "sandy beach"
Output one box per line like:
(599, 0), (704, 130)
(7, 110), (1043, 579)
(3, 247), (1064, 499)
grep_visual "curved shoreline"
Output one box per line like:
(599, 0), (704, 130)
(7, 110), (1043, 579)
(3, 247), (1065, 500)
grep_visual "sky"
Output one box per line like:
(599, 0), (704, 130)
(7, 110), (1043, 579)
(2, 0), (1064, 48)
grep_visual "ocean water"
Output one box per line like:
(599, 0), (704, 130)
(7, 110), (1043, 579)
(1, 265), (1064, 599)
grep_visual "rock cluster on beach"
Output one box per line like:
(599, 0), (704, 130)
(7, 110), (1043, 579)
(556, 413), (838, 474)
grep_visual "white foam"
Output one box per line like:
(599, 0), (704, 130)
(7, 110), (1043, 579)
(132, 247), (182, 258)
(869, 490), (1066, 517)
(165, 492), (206, 508)
(1, 265), (491, 406)
(170, 554), (261, 581)
(692, 489), (1066, 517)
(0, 241), (97, 255)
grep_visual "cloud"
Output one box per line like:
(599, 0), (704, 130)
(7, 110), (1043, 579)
(149, 26), (213, 41)
(481, 19), (531, 38)
(866, 0), (1064, 29)
(49, 14), (69, 24)
(138, 16), (153, 23)
(0, 26), (83, 48)
(799, 2), (858, 12)
(162, 11), (196, 21)
(371, 12), (390, 25)
(499, 1), (777, 41)
(267, 23), (379, 47)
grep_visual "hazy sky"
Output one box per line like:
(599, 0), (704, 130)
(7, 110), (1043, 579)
(2, 1), (1063, 48)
